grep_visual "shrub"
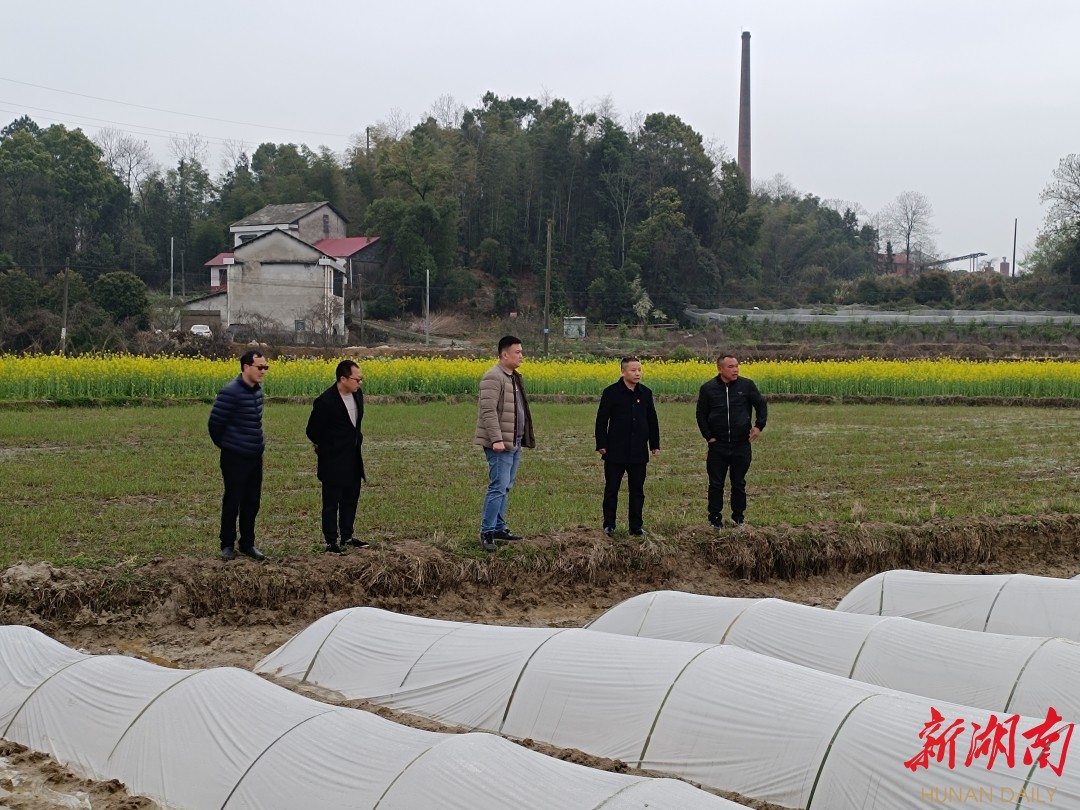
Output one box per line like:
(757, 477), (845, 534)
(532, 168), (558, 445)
(668, 344), (696, 362)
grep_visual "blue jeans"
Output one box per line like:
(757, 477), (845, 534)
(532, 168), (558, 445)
(481, 444), (522, 533)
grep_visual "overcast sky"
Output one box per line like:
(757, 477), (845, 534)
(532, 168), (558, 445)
(5, 0), (1077, 268)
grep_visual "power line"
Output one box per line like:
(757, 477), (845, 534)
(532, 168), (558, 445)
(0, 101), (245, 149)
(0, 76), (351, 139)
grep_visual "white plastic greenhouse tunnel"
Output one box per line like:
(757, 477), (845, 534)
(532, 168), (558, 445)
(0, 625), (748, 810)
(255, 606), (1078, 809)
(836, 570), (1080, 638)
(585, 590), (1080, 720)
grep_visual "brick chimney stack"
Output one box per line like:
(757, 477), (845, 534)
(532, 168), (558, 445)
(737, 31), (752, 187)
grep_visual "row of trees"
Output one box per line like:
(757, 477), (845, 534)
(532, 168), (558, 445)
(2, 96), (1077, 340)
(0, 266), (157, 353)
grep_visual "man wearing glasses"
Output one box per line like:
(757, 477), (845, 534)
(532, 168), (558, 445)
(306, 360), (370, 554)
(208, 350), (269, 561)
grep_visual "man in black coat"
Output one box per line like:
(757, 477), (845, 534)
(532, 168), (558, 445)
(696, 354), (767, 529)
(306, 360), (369, 553)
(594, 357), (661, 536)
(208, 349), (268, 562)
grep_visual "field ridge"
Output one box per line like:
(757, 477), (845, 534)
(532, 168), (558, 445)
(3, 513), (1076, 627)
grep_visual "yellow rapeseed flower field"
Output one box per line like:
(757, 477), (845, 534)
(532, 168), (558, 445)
(0, 354), (1077, 400)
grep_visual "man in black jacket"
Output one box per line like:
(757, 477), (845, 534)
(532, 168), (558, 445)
(208, 350), (268, 561)
(595, 357), (661, 536)
(696, 354), (767, 529)
(306, 360), (369, 553)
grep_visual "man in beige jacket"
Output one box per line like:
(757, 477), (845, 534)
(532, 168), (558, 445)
(474, 335), (536, 552)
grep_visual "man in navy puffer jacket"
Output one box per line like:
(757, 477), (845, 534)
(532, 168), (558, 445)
(208, 350), (268, 561)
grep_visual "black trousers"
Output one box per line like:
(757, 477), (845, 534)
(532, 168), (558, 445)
(706, 442), (752, 523)
(219, 449), (263, 550)
(321, 479), (362, 543)
(603, 460), (647, 532)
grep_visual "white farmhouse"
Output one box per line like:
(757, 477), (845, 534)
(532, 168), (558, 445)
(183, 201), (369, 344)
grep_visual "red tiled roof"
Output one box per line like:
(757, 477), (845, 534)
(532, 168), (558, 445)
(204, 252), (234, 266)
(313, 236), (379, 258)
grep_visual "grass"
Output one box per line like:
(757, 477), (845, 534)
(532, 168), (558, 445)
(0, 401), (1078, 569)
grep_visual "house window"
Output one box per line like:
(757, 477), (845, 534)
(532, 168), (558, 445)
(333, 272), (344, 297)
(238, 233), (257, 244)
(322, 214), (330, 236)
(294, 320), (306, 333)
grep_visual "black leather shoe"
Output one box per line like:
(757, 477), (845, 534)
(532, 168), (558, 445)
(343, 538), (370, 548)
(492, 529), (523, 543)
(603, 526), (614, 537)
(220, 546), (236, 561)
(325, 543), (344, 554)
(479, 532), (497, 552)
(709, 518), (723, 530)
(239, 546), (266, 561)
(629, 528), (646, 536)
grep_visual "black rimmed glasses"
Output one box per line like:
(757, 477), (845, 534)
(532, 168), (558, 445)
(254, 365), (270, 371)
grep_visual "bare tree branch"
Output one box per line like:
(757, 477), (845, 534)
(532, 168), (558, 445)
(598, 161), (639, 268)
(94, 128), (155, 199)
(169, 133), (209, 167)
(1040, 154), (1080, 230)
(219, 138), (250, 175)
(881, 190), (936, 264)
(754, 172), (799, 200)
(374, 109), (412, 141)
(425, 94), (464, 130)
(703, 138), (732, 179)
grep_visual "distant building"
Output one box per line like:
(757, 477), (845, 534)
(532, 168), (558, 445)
(876, 252), (911, 277)
(229, 201), (348, 247)
(230, 229), (347, 338)
(183, 202), (381, 344)
(204, 252), (232, 293)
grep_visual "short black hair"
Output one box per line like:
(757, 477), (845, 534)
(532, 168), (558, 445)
(498, 335), (522, 354)
(620, 356), (640, 369)
(335, 360), (358, 381)
(239, 349), (264, 370)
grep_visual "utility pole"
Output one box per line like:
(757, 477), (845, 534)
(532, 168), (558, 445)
(1012, 218), (1018, 278)
(60, 259), (70, 356)
(424, 265), (430, 345)
(180, 249), (186, 297)
(169, 237), (174, 298)
(347, 257), (355, 339)
(357, 265), (365, 345)
(544, 218), (552, 356)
